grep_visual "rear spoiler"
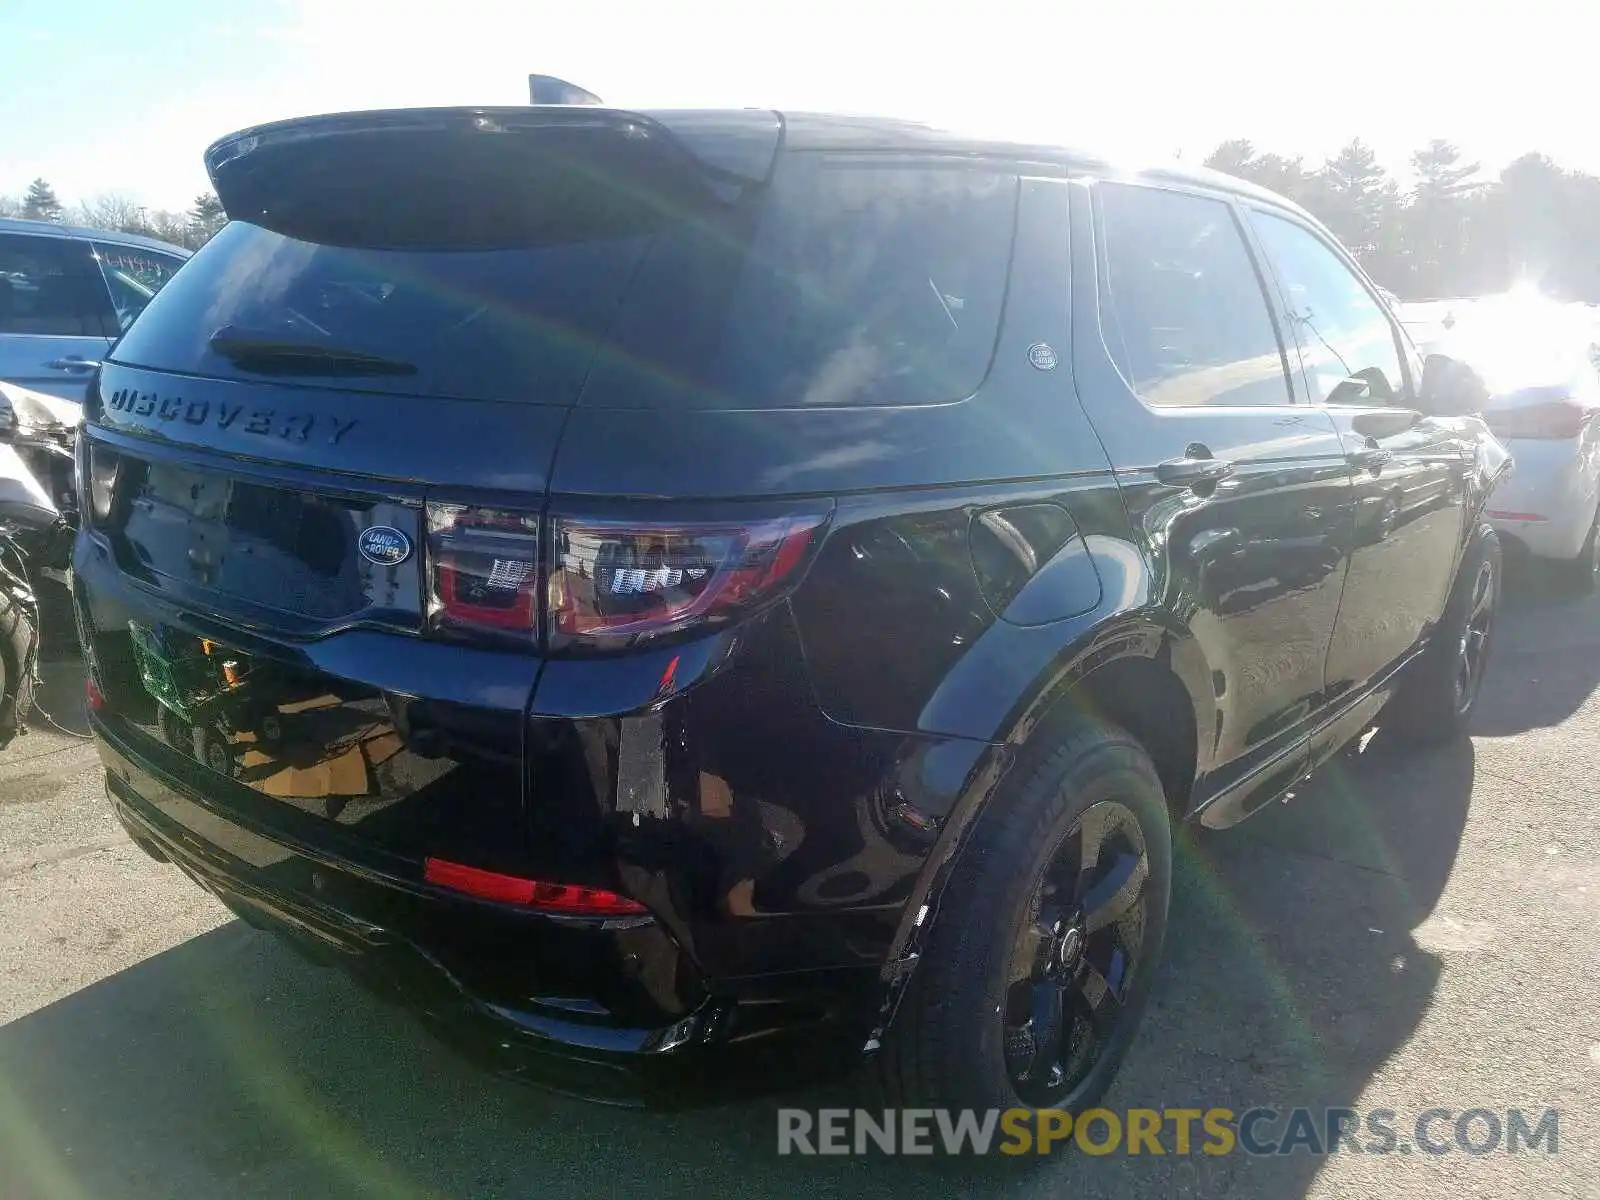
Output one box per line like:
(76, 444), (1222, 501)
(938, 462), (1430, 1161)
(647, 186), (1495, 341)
(528, 75), (603, 105)
(204, 107), (783, 211)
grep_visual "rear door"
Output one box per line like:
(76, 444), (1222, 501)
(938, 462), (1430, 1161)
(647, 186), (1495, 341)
(1244, 207), (1469, 698)
(1073, 180), (1355, 807)
(0, 231), (117, 399)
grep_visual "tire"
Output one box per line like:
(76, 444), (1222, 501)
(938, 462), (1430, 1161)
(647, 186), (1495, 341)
(1556, 508), (1600, 595)
(196, 725), (239, 778)
(874, 715), (1172, 1122)
(1385, 522), (1501, 745)
(156, 706), (191, 755)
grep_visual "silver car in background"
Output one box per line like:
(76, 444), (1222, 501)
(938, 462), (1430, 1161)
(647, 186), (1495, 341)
(1429, 294), (1600, 588)
(0, 217), (189, 403)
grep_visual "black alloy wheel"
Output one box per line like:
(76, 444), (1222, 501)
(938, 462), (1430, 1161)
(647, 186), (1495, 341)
(1453, 556), (1496, 717)
(1003, 799), (1151, 1107)
(872, 716), (1171, 1119)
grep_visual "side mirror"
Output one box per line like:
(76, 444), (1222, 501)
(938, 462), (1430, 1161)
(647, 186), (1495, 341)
(1325, 376), (1372, 406)
(1420, 354), (1489, 417)
(1351, 409), (1422, 439)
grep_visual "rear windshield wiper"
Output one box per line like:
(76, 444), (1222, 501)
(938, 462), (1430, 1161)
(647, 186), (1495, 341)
(208, 327), (418, 377)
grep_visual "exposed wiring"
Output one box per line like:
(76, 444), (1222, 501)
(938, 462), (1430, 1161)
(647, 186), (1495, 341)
(30, 700), (91, 740)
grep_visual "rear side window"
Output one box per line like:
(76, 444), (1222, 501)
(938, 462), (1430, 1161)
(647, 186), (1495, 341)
(110, 155), (1017, 410)
(587, 156), (1017, 409)
(1096, 184), (1290, 407)
(92, 243), (189, 331)
(0, 233), (117, 338)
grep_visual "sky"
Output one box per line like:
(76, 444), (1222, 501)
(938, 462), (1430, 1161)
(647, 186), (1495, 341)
(4, 0), (1599, 214)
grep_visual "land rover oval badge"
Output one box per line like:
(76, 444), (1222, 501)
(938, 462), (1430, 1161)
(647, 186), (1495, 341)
(1028, 342), (1058, 371)
(358, 526), (411, 567)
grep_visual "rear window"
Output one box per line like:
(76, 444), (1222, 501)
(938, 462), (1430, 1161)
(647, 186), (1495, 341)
(110, 154), (1017, 410)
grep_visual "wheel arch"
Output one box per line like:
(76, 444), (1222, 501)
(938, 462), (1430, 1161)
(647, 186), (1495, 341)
(867, 613), (1212, 1044)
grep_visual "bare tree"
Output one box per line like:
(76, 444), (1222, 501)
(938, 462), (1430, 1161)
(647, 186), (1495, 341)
(74, 192), (148, 234)
(143, 210), (190, 247)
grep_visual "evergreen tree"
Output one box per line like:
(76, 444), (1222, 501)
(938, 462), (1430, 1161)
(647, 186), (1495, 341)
(1407, 141), (1481, 295)
(21, 178), (63, 222)
(187, 192), (226, 246)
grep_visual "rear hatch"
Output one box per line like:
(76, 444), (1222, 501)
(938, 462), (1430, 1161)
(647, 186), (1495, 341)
(94, 104), (787, 624)
(82, 107), (782, 873)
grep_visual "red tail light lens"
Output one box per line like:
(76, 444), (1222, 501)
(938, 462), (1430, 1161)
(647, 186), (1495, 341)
(425, 503), (540, 642)
(548, 512), (825, 646)
(423, 857), (648, 915)
(1484, 401), (1593, 440)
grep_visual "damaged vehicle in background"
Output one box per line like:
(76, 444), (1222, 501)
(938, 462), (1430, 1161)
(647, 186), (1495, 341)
(73, 104), (1508, 1121)
(0, 380), (80, 745)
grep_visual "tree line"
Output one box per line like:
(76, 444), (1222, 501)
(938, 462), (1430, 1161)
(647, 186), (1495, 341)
(1, 178), (225, 250)
(1203, 138), (1600, 303)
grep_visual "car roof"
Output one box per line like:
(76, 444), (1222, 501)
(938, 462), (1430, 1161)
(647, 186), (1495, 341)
(0, 216), (191, 257)
(776, 110), (1304, 207)
(209, 105), (1316, 222)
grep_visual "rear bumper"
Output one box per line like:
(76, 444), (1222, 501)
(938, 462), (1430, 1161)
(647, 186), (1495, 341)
(73, 511), (991, 1098)
(95, 719), (737, 1102)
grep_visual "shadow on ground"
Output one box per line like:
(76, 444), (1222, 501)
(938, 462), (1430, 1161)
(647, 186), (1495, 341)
(1472, 554), (1600, 736)
(0, 717), (1474, 1199)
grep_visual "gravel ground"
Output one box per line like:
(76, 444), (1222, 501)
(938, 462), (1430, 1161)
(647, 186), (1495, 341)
(0, 571), (1596, 1199)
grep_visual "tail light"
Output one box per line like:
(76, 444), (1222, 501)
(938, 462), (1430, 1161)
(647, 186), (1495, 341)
(424, 857), (648, 915)
(425, 503), (540, 643)
(1484, 401), (1593, 440)
(548, 512), (825, 648)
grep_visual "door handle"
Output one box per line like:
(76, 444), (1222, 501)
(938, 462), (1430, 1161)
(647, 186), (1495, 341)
(1156, 447), (1235, 491)
(1347, 443), (1393, 472)
(44, 357), (99, 372)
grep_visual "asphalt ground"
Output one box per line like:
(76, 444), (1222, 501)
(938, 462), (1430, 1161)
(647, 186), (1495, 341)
(0, 567), (1596, 1198)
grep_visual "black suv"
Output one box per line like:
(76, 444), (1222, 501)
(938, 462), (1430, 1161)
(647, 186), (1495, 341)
(73, 107), (1509, 1113)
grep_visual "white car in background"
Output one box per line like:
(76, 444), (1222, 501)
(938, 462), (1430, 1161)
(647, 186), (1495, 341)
(1435, 294), (1600, 589)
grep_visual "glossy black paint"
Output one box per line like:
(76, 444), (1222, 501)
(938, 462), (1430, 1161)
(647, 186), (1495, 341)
(73, 108), (1508, 1093)
(93, 367), (565, 493)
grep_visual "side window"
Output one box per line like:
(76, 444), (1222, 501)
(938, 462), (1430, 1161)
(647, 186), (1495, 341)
(1250, 212), (1406, 405)
(601, 156), (1019, 410)
(1096, 183), (1290, 407)
(92, 244), (187, 331)
(0, 234), (117, 337)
